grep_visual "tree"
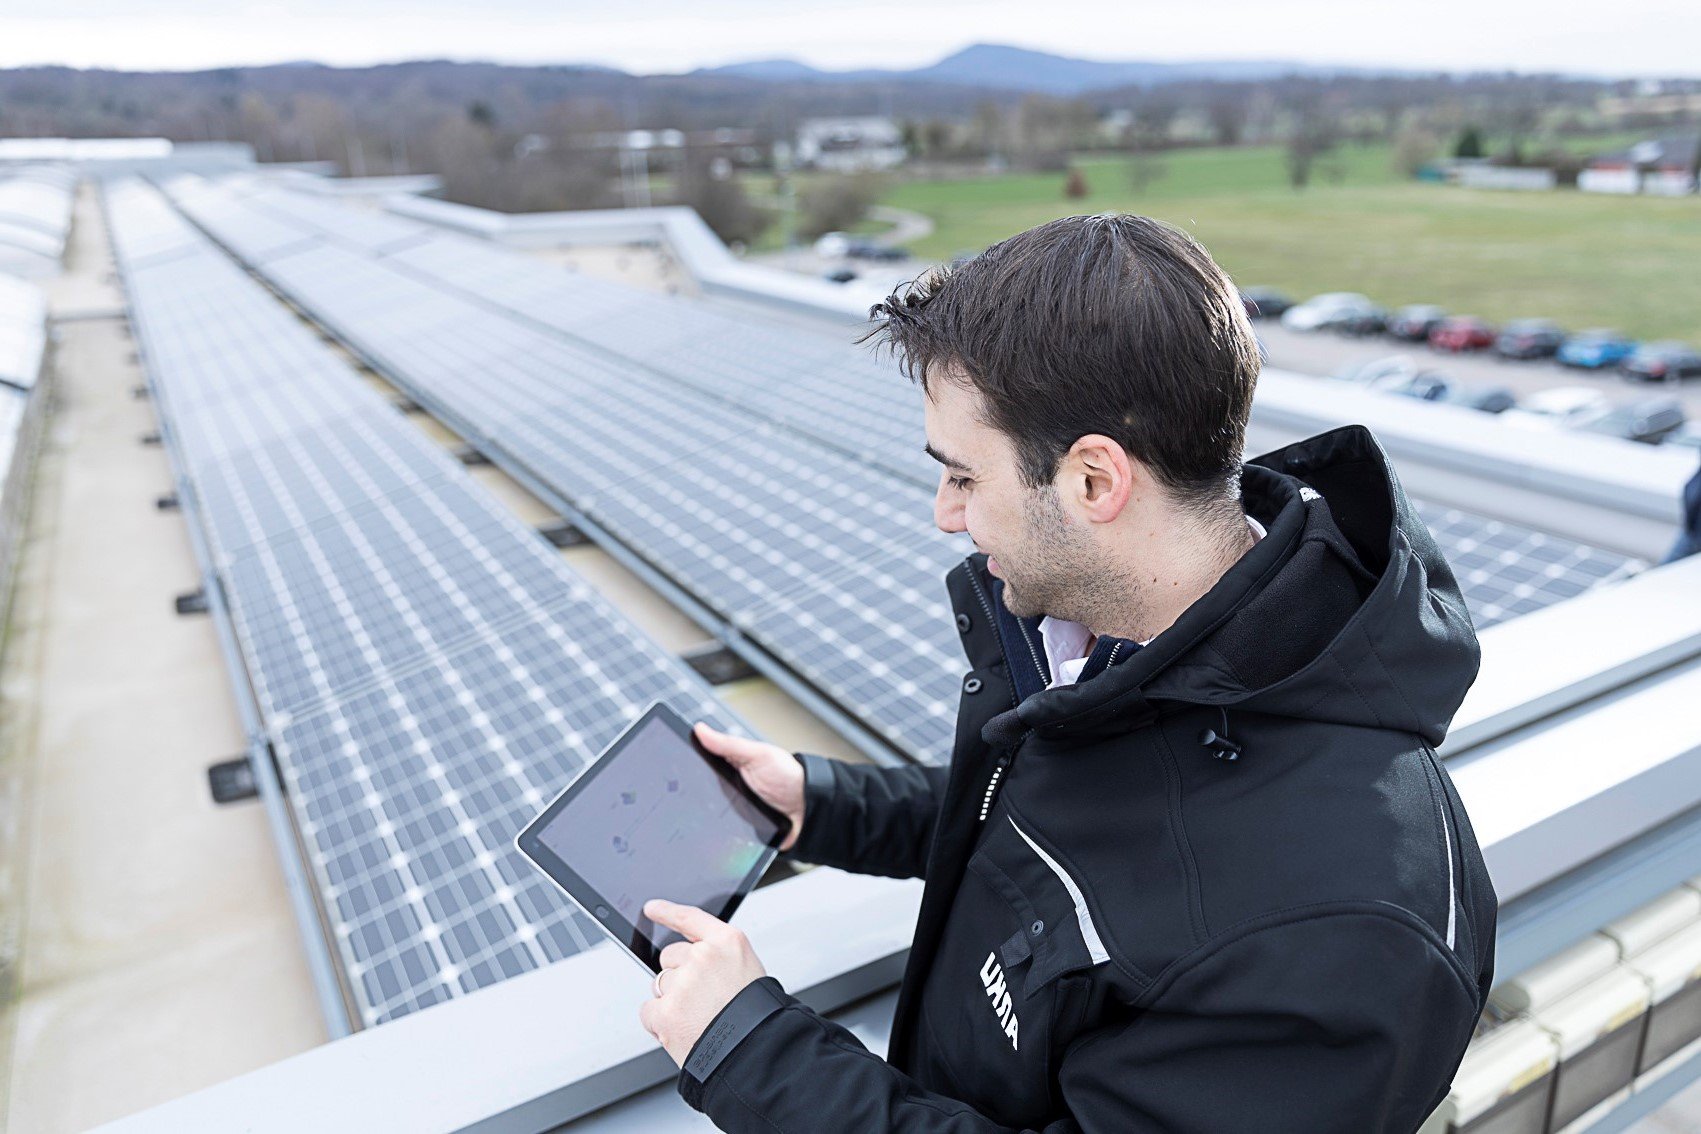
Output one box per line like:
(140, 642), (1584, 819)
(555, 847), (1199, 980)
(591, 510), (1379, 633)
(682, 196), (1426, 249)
(797, 172), (888, 239)
(1280, 87), (1341, 190)
(1455, 126), (1485, 159)
(1391, 123), (1441, 178)
(1205, 89), (1249, 146)
(1126, 145), (1168, 194)
(921, 119), (952, 158)
(1129, 91), (1181, 151)
(1006, 94), (1097, 171)
(236, 92), (283, 162)
(675, 150), (767, 246)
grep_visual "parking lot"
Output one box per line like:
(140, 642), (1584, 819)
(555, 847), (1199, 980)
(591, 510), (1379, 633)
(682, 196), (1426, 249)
(1256, 322), (1701, 418)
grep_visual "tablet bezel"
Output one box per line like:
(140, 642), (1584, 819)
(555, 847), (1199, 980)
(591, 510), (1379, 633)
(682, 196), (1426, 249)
(514, 700), (790, 974)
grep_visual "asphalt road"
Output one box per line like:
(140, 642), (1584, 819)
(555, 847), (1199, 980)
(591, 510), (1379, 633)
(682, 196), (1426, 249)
(1255, 322), (1701, 418)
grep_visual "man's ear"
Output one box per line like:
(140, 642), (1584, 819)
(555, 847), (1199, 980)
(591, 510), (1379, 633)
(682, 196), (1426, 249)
(1062, 434), (1136, 523)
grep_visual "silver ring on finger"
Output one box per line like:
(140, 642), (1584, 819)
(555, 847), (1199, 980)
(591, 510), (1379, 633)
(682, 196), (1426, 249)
(652, 968), (667, 998)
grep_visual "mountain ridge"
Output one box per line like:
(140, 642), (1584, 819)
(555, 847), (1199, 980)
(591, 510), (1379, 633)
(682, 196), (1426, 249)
(693, 42), (1401, 94)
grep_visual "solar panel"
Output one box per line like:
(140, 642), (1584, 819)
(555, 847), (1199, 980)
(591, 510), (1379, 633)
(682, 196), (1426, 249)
(1413, 501), (1643, 629)
(196, 180), (936, 487)
(0, 273), (47, 391)
(0, 167), (74, 276)
(105, 178), (749, 1027)
(163, 213), (973, 765)
(165, 177), (1648, 765)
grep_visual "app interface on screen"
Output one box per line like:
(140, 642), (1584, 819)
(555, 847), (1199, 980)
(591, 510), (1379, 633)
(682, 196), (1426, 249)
(539, 718), (779, 947)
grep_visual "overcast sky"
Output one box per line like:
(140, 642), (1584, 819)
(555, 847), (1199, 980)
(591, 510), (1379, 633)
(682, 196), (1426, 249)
(1, 0), (1691, 79)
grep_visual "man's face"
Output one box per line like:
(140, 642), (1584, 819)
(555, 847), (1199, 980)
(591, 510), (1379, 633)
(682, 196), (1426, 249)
(922, 375), (1093, 619)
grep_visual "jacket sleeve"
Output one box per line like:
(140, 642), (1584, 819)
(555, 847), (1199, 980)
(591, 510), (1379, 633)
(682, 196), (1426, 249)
(785, 752), (947, 880)
(677, 908), (1480, 1133)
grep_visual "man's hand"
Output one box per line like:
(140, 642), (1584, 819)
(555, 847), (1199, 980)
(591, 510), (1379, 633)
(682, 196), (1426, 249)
(637, 898), (769, 1067)
(693, 722), (805, 852)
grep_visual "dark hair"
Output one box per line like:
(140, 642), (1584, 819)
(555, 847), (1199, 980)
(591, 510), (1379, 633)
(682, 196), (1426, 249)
(861, 213), (1260, 512)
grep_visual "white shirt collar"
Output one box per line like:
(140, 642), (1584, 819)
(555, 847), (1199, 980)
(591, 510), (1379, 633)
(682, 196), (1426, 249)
(1037, 513), (1267, 690)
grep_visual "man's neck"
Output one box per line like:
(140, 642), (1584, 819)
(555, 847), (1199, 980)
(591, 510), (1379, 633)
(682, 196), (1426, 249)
(1092, 512), (1260, 645)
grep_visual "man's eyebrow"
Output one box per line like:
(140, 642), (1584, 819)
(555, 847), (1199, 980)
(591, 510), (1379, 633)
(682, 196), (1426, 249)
(923, 442), (972, 472)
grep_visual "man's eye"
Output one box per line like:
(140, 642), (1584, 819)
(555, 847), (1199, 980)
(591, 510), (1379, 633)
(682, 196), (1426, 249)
(948, 475), (972, 490)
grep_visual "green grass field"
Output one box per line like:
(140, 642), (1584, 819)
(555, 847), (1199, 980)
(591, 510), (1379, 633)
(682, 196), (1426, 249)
(857, 141), (1700, 343)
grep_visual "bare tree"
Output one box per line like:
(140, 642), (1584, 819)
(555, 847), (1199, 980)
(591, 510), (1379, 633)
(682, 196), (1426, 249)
(1009, 94), (1095, 171)
(1129, 91), (1181, 150)
(1280, 86), (1342, 190)
(1205, 89), (1249, 146)
(675, 150), (767, 246)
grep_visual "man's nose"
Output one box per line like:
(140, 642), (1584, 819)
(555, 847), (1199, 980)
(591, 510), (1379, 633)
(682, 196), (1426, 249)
(933, 474), (965, 534)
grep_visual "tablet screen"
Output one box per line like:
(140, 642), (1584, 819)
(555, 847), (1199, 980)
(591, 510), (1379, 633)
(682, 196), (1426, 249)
(520, 704), (786, 967)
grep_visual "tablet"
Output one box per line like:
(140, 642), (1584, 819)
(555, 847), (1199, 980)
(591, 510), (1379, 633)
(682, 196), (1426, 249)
(514, 701), (789, 973)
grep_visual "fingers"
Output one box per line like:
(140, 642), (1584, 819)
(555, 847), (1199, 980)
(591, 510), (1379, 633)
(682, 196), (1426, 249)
(644, 898), (725, 943)
(658, 940), (692, 970)
(693, 722), (772, 769)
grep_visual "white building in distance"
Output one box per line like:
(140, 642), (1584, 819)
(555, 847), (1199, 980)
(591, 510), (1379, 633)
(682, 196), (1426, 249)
(795, 117), (907, 173)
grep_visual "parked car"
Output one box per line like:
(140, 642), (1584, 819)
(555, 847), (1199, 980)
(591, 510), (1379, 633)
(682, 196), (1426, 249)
(1558, 329), (1638, 370)
(1572, 397), (1686, 445)
(1500, 386), (1614, 430)
(1495, 319), (1567, 360)
(1371, 371), (1453, 402)
(813, 231), (851, 258)
(1442, 385), (1518, 414)
(1622, 342), (1701, 383)
(1335, 305), (1389, 337)
(845, 239), (907, 262)
(1239, 287), (1294, 320)
(1281, 292), (1386, 335)
(1339, 354), (1419, 385)
(822, 265), (859, 283)
(1386, 305), (1449, 342)
(1364, 370), (1513, 414)
(1429, 316), (1497, 352)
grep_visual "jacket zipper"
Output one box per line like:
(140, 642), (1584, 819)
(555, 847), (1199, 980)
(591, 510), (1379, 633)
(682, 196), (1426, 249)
(979, 756), (1007, 822)
(1012, 613), (1049, 684)
(964, 559), (1000, 651)
(964, 561), (1019, 823)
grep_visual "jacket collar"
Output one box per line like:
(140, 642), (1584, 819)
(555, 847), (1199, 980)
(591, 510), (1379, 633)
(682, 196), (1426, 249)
(991, 591), (1140, 703)
(945, 425), (1479, 750)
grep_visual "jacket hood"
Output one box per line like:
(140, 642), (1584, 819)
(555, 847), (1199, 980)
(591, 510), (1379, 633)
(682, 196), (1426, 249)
(962, 425), (1481, 748)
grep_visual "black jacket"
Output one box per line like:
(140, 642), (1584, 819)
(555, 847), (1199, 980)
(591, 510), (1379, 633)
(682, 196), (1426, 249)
(677, 425), (1497, 1132)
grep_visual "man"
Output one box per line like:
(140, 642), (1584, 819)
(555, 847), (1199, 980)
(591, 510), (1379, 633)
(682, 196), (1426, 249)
(638, 213), (1496, 1132)
(1661, 453), (1700, 563)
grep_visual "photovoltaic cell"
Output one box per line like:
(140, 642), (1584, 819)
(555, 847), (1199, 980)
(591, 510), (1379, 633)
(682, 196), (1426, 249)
(104, 178), (748, 1027)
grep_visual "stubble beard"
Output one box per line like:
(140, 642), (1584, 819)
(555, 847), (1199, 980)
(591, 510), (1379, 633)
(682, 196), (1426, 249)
(997, 484), (1142, 627)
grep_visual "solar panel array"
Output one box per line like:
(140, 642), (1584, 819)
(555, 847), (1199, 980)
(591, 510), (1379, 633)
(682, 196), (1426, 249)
(164, 176), (1647, 764)
(0, 272), (47, 391)
(0, 165), (76, 279)
(184, 176), (934, 488)
(104, 179), (744, 1027)
(170, 177), (973, 766)
(0, 271), (48, 626)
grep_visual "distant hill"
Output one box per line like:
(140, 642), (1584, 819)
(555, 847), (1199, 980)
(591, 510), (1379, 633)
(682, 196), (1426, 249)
(695, 43), (1383, 95)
